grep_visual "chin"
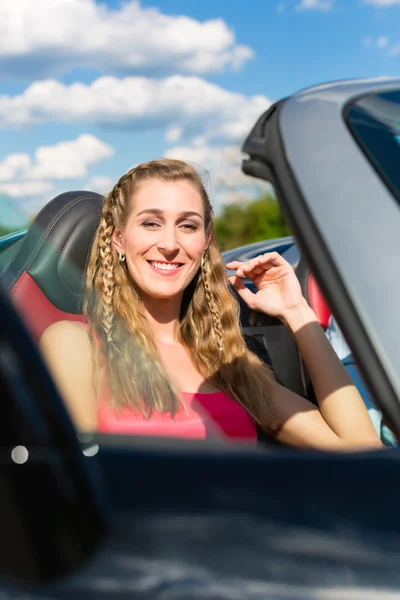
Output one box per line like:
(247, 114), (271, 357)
(141, 283), (185, 300)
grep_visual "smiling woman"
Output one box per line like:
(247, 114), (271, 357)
(39, 158), (383, 451)
(112, 181), (209, 302)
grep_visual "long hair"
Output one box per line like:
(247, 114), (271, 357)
(84, 158), (278, 431)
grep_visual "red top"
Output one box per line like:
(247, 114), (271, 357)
(98, 390), (257, 442)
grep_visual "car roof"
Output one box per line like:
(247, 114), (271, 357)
(290, 76), (400, 105)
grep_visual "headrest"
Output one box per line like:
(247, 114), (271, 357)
(3, 191), (104, 314)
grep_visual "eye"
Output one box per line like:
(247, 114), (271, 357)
(180, 222), (199, 232)
(142, 220), (160, 229)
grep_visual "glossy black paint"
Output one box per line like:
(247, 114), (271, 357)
(0, 284), (108, 584)
(3, 436), (400, 598)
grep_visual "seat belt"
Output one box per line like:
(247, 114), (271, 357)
(243, 324), (309, 399)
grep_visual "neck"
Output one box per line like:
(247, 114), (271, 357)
(140, 293), (183, 345)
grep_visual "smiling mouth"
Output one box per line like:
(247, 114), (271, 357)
(147, 260), (184, 272)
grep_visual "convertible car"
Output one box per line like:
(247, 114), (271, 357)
(1, 77), (400, 598)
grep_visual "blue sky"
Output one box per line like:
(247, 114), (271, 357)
(0, 0), (399, 227)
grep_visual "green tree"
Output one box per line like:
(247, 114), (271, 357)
(214, 193), (291, 251)
(0, 225), (20, 237)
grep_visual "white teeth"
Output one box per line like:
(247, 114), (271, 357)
(150, 261), (181, 271)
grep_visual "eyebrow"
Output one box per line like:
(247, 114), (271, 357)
(136, 208), (203, 220)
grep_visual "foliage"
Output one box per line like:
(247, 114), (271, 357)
(214, 194), (291, 251)
(0, 225), (21, 237)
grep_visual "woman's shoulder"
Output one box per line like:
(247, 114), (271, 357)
(42, 319), (88, 336)
(40, 320), (91, 354)
(39, 320), (94, 393)
(39, 320), (98, 431)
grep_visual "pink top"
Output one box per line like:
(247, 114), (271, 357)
(80, 324), (257, 442)
(98, 391), (257, 442)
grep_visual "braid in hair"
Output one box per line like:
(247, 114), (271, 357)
(98, 205), (116, 342)
(201, 251), (224, 353)
(97, 168), (135, 343)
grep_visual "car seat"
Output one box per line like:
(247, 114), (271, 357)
(295, 257), (331, 328)
(0, 191), (104, 343)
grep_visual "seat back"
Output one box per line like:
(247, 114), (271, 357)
(307, 272), (331, 328)
(296, 258), (331, 328)
(1, 191), (103, 342)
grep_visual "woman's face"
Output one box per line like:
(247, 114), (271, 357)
(113, 178), (210, 300)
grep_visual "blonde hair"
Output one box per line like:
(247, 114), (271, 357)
(84, 158), (278, 431)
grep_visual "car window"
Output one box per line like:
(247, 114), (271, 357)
(346, 90), (400, 204)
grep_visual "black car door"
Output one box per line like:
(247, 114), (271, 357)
(1, 279), (400, 599)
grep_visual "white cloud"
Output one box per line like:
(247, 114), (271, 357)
(0, 134), (114, 183)
(377, 36), (389, 49)
(362, 35), (393, 52)
(389, 43), (400, 55)
(165, 144), (271, 212)
(86, 176), (113, 195)
(297, 0), (335, 10)
(0, 0), (253, 78)
(0, 134), (114, 203)
(165, 126), (183, 143)
(0, 181), (54, 198)
(0, 76), (272, 145)
(363, 0), (400, 6)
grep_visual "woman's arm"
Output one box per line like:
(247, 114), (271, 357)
(226, 253), (383, 451)
(39, 321), (98, 432)
(269, 303), (382, 450)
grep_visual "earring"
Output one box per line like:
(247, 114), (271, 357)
(201, 254), (205, 268)
(119, 252), (126, 262)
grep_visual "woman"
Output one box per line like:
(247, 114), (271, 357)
(40, 159), (382, 450)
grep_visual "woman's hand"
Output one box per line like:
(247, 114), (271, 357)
(226, 252), (307, 320)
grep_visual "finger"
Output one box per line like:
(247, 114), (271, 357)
(238, 268), (257, 281)
(227, 258), (262, 277)
(225, 261), (247, 278)
(240, 254), (278, 276)
(226, 255), (281, 279)
(225, 261), (245, 269)
(238, 261), (271, 281)
(241, 254), (286, 279)
(227, 276), (255, 308)
(241, 263), (265, 277)
(256, 252), (288, 269)
(226, 261), (253, 279)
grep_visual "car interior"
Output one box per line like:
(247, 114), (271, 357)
(0, 190), (332, 439)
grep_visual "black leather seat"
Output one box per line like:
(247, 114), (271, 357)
(0, 191), (103, 342)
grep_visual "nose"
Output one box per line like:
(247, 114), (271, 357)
(156, 227), (179, 255)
